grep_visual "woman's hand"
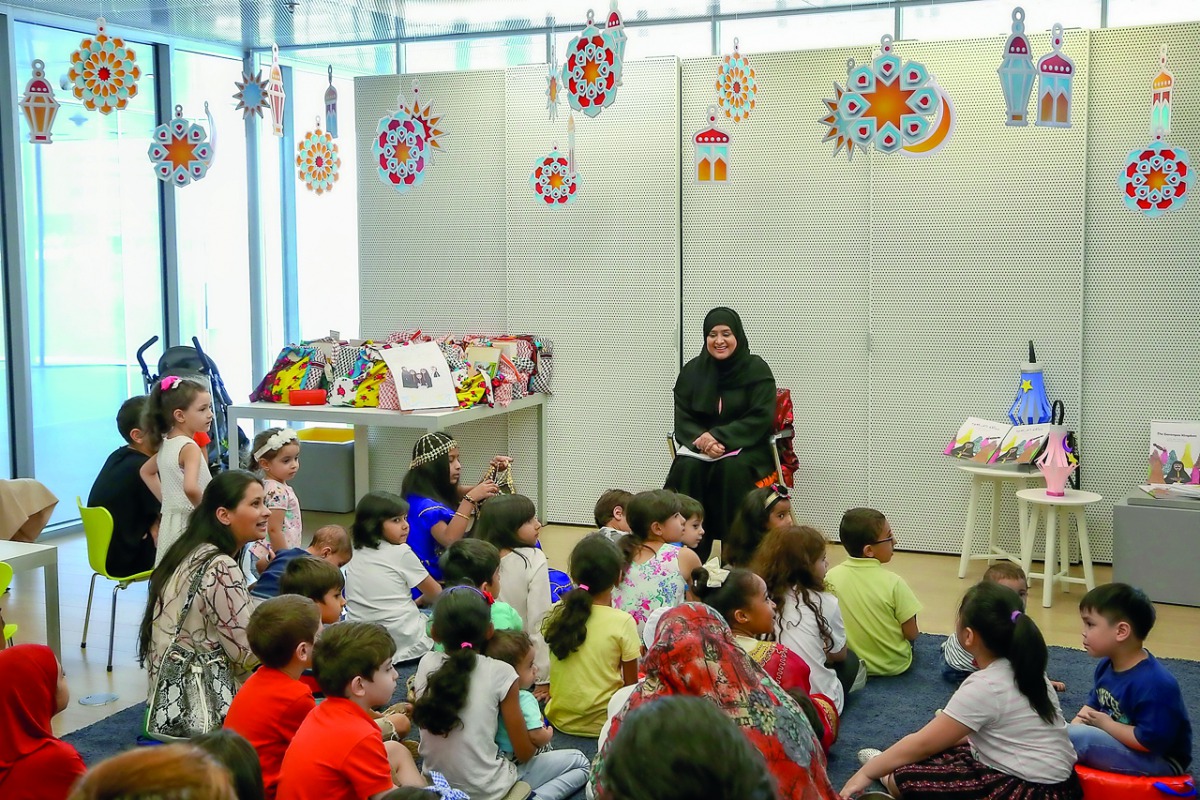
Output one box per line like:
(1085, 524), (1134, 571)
(840, 768), (874, 798)
(466, 480), (501, 504)
(693, 432), (717, 452)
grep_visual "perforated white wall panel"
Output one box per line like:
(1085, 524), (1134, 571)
(680, 47), (877, 539)
(505, 59), (682, 525)
(356, 71), (512, 492)
(1081, 23), (1200, 562)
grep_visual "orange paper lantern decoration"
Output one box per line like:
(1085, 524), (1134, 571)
(20, 59), (59, 144)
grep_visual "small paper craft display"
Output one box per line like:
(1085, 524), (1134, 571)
(297, 119), (341, 195)
(267, 44), (286, 137)
(997, 7), (1036, 126)
(147, 104), (213, 187)
(373, 90), (429, 194)
(716, 38), (756, 123)
(820, 34), (954, 159)
(1035, 23), (1073, 128)
(234, 70), (271, 120)
(561, 9), (624, 118)
(403, 80), (446, 158)
(1148, 421), (1200, 485)
(1151, 46), (1172, 137)
(325, 66), (339, 138)
(69, 18), (141, 115)
(1120, 131), (1189, 218)
(530, 146), (580, 206)
(693, 106), (730, 183)
(20, 59), (59, 144)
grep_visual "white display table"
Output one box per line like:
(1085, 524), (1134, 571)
(227, 395), (547, 513)
(0, 539), (61, 657)
(955, 464), (1044, 579)
(1015, 487), (1103, 608)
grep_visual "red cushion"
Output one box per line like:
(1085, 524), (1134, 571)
(1075, 765), (1196, 800)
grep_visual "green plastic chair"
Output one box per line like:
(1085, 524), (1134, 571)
(0, 561), (17, 645)
(77, 497), (154, 672)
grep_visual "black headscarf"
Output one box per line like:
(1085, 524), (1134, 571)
(675, 308), (773, 415)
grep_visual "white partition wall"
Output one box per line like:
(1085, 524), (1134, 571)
(505, 59), (682, 524)
(356, 70), (513, 489)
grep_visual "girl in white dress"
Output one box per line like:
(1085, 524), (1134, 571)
(139, 377), (213, 566)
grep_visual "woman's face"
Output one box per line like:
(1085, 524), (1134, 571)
(219, 481), (270, 546)
(706, 325), (738, 360)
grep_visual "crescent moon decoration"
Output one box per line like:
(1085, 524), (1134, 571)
(820, 34), (954, 160)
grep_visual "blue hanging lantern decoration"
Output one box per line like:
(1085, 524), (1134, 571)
(1008, 341), (1053, 425)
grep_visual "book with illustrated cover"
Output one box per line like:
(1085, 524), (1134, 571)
(990, 423), (1052, 466)
(1148, 420), (1200, 485)
(944, 418), (1011, 464)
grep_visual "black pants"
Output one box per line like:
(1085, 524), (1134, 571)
(664, 451), (774, 563)
(832, 648), (862, 697)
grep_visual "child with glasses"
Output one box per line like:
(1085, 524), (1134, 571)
(824, 508), (922, 676)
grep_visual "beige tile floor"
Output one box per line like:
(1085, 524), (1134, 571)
(5, 517), (1198, 737)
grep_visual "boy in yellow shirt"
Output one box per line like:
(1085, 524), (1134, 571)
(824, 508), (921, 676)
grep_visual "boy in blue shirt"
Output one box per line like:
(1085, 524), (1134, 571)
(1069, 583), (1193, 776)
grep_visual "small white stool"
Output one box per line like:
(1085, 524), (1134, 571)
(956, 465), (1044, 579)
(1015, 487), (1103, 608)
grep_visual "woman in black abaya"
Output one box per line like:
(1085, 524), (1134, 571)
(665, 308), (777, 562)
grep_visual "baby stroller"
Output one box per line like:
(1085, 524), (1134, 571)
(136, 336), (249, 472)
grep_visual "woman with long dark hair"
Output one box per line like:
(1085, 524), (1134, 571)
(665, 308), (777, 562)
(138, 470), (268, 703)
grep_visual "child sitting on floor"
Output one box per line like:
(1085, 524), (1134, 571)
(1068, 583), (1192, 777)
(612, 490), (700, 635)
(252, 525), (352, 600)
(435, 539), (524, 649)
(675, 493), (706, 552)
(594, 489), (634, 544)
(721, 484), (793, 568)
(844, 582), (1080, 800)
(223, 595), (320, 800)
(486, 630), (553, 759)
(824, 507), (922, 676)
(544, 534), (641, 737)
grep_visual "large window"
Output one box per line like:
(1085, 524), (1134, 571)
(0, 229), (9, 479)
(15, 22), (164, 524)
(903, 0), (1101, 41)
(174, 50), (253, 402)
(719, 8), (896, 52)
(554, 20), (712, 64)
(1107, 0), (1200, 25)
(405, 34), (543, 73)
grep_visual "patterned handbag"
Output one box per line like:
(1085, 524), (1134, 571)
(529, 335), (555, 395)
(146, 554), (235, 741)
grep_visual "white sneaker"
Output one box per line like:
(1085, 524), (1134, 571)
(857, 747), (883, 767)
(850, 660), (868, 693)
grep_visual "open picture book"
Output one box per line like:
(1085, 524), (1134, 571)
(944, 417), (1052, 468)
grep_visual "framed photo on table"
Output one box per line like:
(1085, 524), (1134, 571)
(380, 342), (458, 411)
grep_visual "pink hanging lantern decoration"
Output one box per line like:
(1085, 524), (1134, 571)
(20, 59), (59, 144)
(1035, 401), (1077, 497)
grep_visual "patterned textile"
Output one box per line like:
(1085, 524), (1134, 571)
(737, 636), (837, 750)
(892, 744), (1083, 800)
(591, 603), (838, 800)
(612, 544), (687, 635)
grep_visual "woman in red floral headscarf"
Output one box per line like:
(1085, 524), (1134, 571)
(590, 603), (838, 800)
(0, 644), (86, 800)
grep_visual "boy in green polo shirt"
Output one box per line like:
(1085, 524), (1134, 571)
(825, 508), (922, 676)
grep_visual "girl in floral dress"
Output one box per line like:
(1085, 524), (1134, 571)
(612, 490), (701, 636)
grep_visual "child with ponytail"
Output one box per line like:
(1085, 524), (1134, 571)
(841, 582), (1081, 800)
(543, 534), (641, 737)
(612, 490), (700, 635)
(413, 588), (589, 800)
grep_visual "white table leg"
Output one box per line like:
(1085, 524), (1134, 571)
(1020, 502), (1038, 578)
(353, 424), (370, 501)
(958, 476), (981, 579)
(1043, 507), (1058, 608)
(44, 556), (61, 659)
(989, 478), (1001, 564)
(1077, 510), (1096, 590)
(1059, 508), (1071, 593)
(227, 407), (240, 469)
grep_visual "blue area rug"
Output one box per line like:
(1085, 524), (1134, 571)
(64, 636), (1199, 795)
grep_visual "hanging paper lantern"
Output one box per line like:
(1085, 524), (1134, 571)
(325, 65), (339, 138)
(234, 69), (271, 120)
(1008, 341), (1053, 425)
(561, 9), (623, 119)
(1151, 45), (1173, 136)
(820, 35), (954, 159)
(693, 106), (731, 183)
(606, 1), (627, 87)
(716, 38), (757, 123)
(147, 104), (213, 187)
(297, 118), (341, 195)
(530, 145), (580, 206)
(1036, 426), (1077, 497)
(1035, 23), (1074, 128)
(1120, 130), (1189, 218)
(267, 43), (286, 137)
(373, 94), (428, 193)
(19, 59), (59, 144)
(997, 7), (1036, 126)
(68, 17), (141, 115)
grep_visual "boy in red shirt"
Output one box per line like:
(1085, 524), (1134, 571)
(224, 595), (320, 800)
(276, 622), (427, 800)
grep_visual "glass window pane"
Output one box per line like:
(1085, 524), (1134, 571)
(720, 9), (897, 52)
(174, 50), (254, 403)
(405, 34), (543, 73)
(15, 22), (164, 524)
(1108, 0), (1200, 26)
(555, 20), (711, 62)
(255, 52), (286, 362)
(903, 0), (1101, 41)
(0, 222), (8, 478)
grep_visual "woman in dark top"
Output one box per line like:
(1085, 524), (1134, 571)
(665, 308), (777, 562)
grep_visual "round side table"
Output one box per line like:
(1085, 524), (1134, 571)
(1015, 487), (1104, 608)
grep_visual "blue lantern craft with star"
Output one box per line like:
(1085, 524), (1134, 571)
(1009, 341), (1053, 425)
